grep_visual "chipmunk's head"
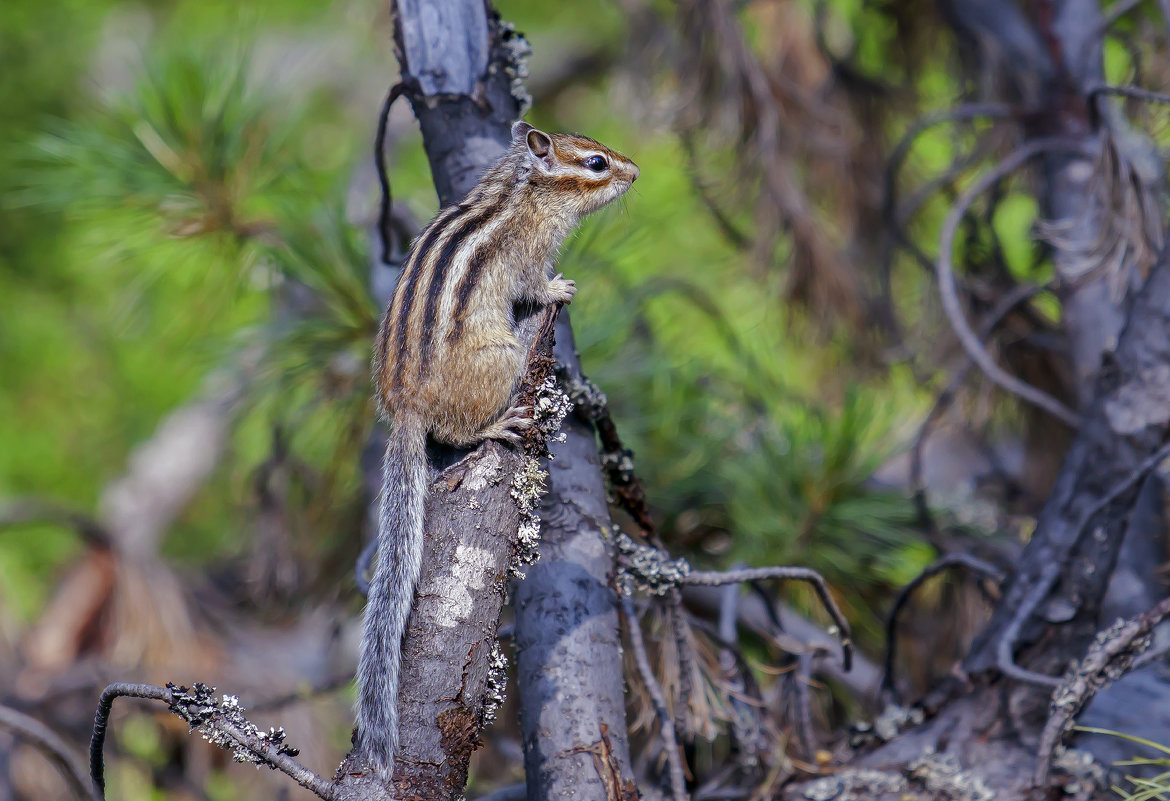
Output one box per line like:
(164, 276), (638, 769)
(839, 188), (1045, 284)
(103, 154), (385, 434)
(511, 121), (639, 220)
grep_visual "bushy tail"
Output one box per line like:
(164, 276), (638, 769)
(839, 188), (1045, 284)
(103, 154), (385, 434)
(355, 413), (427, 778)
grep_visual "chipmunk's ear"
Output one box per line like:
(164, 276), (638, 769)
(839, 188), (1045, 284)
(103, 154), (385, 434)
(511, 121), (534, 142)
(518, 124), (555, 170)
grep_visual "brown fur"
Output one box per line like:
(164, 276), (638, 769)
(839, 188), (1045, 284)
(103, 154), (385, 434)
(373, 122), (638, 446)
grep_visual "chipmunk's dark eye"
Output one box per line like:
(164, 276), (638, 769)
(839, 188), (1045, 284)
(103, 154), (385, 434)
(584, 155), (608, 172)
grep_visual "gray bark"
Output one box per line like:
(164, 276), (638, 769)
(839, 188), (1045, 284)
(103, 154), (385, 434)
(512, 315), (637, 801)
(337, 3), (635, 799)
(333, 3), (546, 799)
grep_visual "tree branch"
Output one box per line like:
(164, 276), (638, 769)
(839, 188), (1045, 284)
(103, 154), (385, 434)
(881, 553), (1005, 703)
(1034, 595), (1170, 784)
(935, 139), (1088, 428)
(0, 704), (98, 801)
(622, 595), (688, 801)
(89, 682), (332, 801)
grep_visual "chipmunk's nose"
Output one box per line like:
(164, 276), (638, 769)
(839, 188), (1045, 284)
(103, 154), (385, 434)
(629, 163), (640, 182)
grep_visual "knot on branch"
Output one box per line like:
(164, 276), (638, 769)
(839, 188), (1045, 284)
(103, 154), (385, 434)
(614, 529), (691, 596)
(166, 683), (301, 764)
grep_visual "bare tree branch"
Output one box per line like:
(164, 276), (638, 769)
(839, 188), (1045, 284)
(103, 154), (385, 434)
(994, 438), (1170, 687)
(622, 595), (688, 801)
(881, 554), (1006, 703)
(1034, 595), (1170, 784)
(0, 704), (99, 801)
(935, 139), (1089, 428)
(90, 682), (332, 801)
(1088, 81), (1170, 105)
(0, 498), (111, 547)
(683, 568), (853, 671)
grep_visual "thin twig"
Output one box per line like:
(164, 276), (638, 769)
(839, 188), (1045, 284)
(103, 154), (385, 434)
(1087, 81), (1170, 106)
(374, 79), (416, 266)
(936, 138), (1087, 428)
(0, 497), (111, 547)
(622, 596), (689, 801)
(881, 554), (1006, 703)
(1034, 595), (1170, 785)
(90, 682), (333, 801)
(1096, 0), (1150, 35)
(90, 682), (170, 796)
(717, 583), (765, 766)
(996, 439), (1170, 687)
(683, 568), (852, 672)
(792, 653), (819, 758)
(0, 704), (100, 801)
(883, 103), (1014, 265)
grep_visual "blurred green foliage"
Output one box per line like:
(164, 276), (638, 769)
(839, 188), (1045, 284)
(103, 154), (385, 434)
(0, 0), (938, 637)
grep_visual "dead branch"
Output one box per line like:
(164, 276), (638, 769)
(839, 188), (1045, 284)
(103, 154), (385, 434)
(717, 583), (766, 765)
(682, 568), (852, 671)
(1096, 0), (1150, 34)
(1034, 595), (1170, 785)
(373, 78), (418, 267)
(0, 497), (111, 548)
(994, 438), (1170, 687)
(881, 554), (1006, 703)
(1087, 81), (1170, 105)
(0, 704), (98, 801)
(622, 595), (689, 801)
(512, 316), (637, 800)
(89, 682), (332, 801)
(681, 585), (879, 702)
(935, 138), (1089, 428)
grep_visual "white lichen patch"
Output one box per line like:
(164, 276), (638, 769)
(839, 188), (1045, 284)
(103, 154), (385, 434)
(872, 702), (924, 742)
(1105, 364), (1170, 434)
(907, 751), (995, 801)
(482, 641), (508, 726)
(463, 447), (503, 492)
(800, 769), (908, 800)
(532, 376), (573, 444)
(431, 543), (496, 627)
(613, 529), (691, 596)
(1052, 748), (1105, 797)
(511, 458), (547, 511)
(495, 20), (533, 117)
(509, 458), (548, 576)
(165, 682), (299, 769)
(561, 371), (607, 421)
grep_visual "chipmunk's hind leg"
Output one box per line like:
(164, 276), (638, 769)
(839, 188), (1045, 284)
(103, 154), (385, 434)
(474, 405), (534, 444)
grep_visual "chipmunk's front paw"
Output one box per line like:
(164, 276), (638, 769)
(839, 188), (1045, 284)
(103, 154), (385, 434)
(546, 274), (576, 305)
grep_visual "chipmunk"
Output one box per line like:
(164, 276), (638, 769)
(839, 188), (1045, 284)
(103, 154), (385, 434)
(357, 121), (638, 777)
